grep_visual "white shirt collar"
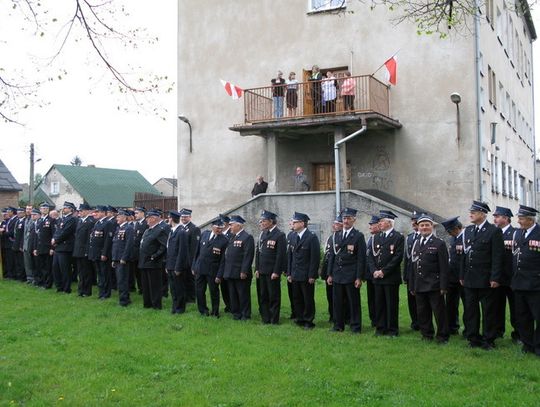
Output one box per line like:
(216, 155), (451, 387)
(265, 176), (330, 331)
(385, 228), (394, 237)
(525, 224), (536, 238)
(501, 224), (512, 233)
(297, 228), (307, 239)
(475, 219), (487, 230)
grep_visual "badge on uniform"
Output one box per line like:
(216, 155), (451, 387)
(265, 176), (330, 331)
(456, 245), (463, 255)
(504, 240), (512, 250)
(213, 247), (221, 255)
(266, 240), (276, 249)
(347, 244), (354, 254)
(234, 240), (242, 248)
(95, 231), (103, 237)
(390, 244), (394, 255)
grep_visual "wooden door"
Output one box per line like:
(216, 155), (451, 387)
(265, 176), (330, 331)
(303, 69), (313, 116)
(313, 163), (351, 191)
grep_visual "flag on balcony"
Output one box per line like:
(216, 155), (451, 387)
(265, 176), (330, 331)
(220, 79), (243, 99)
(384, 56), (397, 85)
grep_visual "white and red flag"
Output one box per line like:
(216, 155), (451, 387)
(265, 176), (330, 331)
(384, 56), (397, 86)
(220, 79), (243, 99)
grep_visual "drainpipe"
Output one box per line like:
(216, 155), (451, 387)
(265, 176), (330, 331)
(334, 123), (368, 215)
(474, 0), (483, 201)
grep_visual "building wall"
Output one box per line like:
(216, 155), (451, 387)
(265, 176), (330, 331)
(153, 179), (177, 197)
(178, 0), (534, 224)
(39, 169), (83, 209)
(0, 191), (21, 209)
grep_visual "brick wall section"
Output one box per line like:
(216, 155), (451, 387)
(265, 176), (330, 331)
(0, 192), (21, 209)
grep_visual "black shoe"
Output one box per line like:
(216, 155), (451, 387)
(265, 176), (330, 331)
(468, 341), (482, 348)
(375, 330), (384, 337)
(422, 336), (434, 342)
(436, 337), (449, 345)
(481, 342), (496, 351)
(449, 329), (460, 335)
(330, 327), (344, 332)
(411, 323), (420, 331)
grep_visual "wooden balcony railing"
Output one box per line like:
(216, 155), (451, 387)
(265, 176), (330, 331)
(242, 75), (390, 124)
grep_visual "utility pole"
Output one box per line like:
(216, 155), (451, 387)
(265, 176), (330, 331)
(29, 143), (35, 206)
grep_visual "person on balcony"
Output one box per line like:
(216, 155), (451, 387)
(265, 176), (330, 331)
(271, 71), (286, 118)
(251, 175), (268, 197)
(309, 65), (323, 114)
(286, 72), (299, 117)
(340, 71), (355, 111)
(322, 71), (338, 113)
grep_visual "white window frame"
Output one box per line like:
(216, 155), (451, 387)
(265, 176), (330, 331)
(50, 181), (60, 196)
(308, 0), (346, 12)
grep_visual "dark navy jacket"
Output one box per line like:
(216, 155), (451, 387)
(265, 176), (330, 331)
(221, 229), (255, 280)
(255, 226), (287, 276)
(287, 229), (320, 282)
(111, 222), (135, 262)
(193, 230), (228, 277)
(512, 224), (540, 291)
(367, 229), (404, 285)
(328, 227), (366, 284)
(409, 235), (449, 292)
(53, 214), (77, 253)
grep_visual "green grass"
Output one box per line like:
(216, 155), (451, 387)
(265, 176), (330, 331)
(0, 279), (538, 406)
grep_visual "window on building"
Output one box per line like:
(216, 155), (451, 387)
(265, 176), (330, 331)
(487, 66), (497, 108)
(505, 92), (510, 119)
(486, 0), (494, 25)
(498, 82), (504, 115)
(309, 0), (345, 12)
(508, 165), (514, 197)
(514, 170), (519, 200)
(519, 175), (525, 202)
(502, 162), (507, 195)
(511, 101), (516, 128)
(491, 154), (496, 192)
(496, 7), (503, 39)
(50, 181), (60, 196)
(528, 180), (533, 206)
(494, 156), (500, 193)
(508, 17), (514, 58)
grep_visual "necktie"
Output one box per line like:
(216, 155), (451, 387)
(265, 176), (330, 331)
(420, 237), (426, 248)
(209, 233), (215, 242)
(343, 230), (347, 240)
(296, 233), (300, 245)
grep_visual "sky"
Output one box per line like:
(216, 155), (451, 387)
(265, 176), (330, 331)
(0, 2), (539, 188)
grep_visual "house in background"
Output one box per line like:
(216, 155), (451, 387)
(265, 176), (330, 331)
(153, 177), (177, 197)
(0, 159), (23, 208)
(34, 164), (159, 208)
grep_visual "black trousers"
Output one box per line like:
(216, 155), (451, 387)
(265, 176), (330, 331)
(514, 290), (540, 356)
(494, 285), (519, 339)
(196, 273), (219, 315)
(258, 274), (281, 324)
(36, 253), (53, 288)
(463, 287), (498, 345)
(416, 290), (449, 340)
(292, 280), (315, 328)
(13, 250), (25, 281)
(365, 279), (376, 327)
(325, 281), (334, 322)
(333, 283), (361, 332)
(128, 261), (143, 293)
(76, 257), (93, 296)
(184, 270), (195, 302)
(227, 278), (251, 320)
(95, 260), (112, 299)
(114, 262), (131, 306)
(446, 283), (464, 333)
(406, 285), (419, 329)
(287, 279), (296, 318)
(374, 284), (400, 335)
(53, 252), (73, 293)
(167, 271), (185, 313)
(141, 268), (163, 309)
(220, 279), (231, 311)
(3, 248), (15, 278)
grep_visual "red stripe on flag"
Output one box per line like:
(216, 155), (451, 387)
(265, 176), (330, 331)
(384, 57), (397, 85)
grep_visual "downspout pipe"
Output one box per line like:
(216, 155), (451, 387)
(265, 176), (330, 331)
(334, 124), (368, 215)
(474, 0), (483, 201)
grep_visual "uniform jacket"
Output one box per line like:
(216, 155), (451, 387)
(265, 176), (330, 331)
(182, 221), (201, 268)
(12, 216), (26, 252)
(255, 226), (287, 276)
(512, 224), (540, 291)
(3, 216), (17, 249)
(328, 227), (367, 284)
(53, 214), (78, 253)
(111, 222), (135, 262)
(448, 232), (464, 284)
(364, 235), (377, 281)
(192, 230), (228, 277)
(23, 217), (35, 252)
(132, 219), (148, 261)
(409, 235), (449, 292)
(500, 225), (516, 286)
(165, 225), (188, 271)
(73, 216), (95, 258)
(367, 229), (404, 285)
(320, 234), (336, 280)
(138, 224), (168, 269)
(287, 229), (320, 282)
(88, 218), (115, 261)
(35, 215), (54, 255)
(460, 221), (504, 288)
(221, 229), (255, 280)
(403, 231), (419, 283)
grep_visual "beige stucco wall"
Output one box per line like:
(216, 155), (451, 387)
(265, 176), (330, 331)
(178, 0), (535, 224)
(40, 169), (83, 209)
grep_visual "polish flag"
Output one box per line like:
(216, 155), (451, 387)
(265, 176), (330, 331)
(384, 56), (397, 85)
(220, 79), (243, 99)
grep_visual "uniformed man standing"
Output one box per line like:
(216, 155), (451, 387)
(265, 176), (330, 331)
(365, 215), (381, 327)
(73, 203), (95, 297)
(2, 207), (18, 279)
(52, 201), (78, 293)
(219, 214), (232, 312)
(111, 209), (135, 306)
(403, 211), (420, 331)
(460, 201), (504, 350)
(138, 209), (169, 310)
(131, 207), (148, 294)
(33, 203), (54, 288)
(320, 215), (343, 323)
(255, 210), (287, 324)
(12, 208), (27, 281)
(219, 215), (255, 320)
(23, 206), (37, 284)
(409, 214), (449, 343)
(492, 206), (519, 341)
(512, 205), (540, 357)
(165, 210), (188, 314)
(88, 205), (115, 300)
(327, 208), (366, 333)
(194, 218), (228, 317)
(285, 220), (297, 319)
(441, 216), (465, 335)
(180, 208), (201, 303)
(287, 212), (320, 330)
(368, 210), (404, 337)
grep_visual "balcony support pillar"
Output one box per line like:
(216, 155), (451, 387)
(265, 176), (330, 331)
(265, 131), (278, 193)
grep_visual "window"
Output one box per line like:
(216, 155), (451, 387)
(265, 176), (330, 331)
(519, 175), (525, 202)
(508, 17), (514, 58)
(508, 165), (514, 197)
(496, 7), (503, 39)
(50, 181), (60, 196)
(511, 101), (516, 128)
(495, 156), (500, 193)
(480, 86), (486, 111)
(514, 170), (519, 200)
(486, 0), (494, 25)
(505, 92), (510, 119)
(502, 162), (507, 195)
(487, 66), (497, 107)
(491, 154), (496, 192)
(309, 0), (345, 12)
(528, 181), (533, 206)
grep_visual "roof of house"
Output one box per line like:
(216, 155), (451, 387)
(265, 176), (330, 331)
(0, 159), (22, 192)
(42, 164), (159, 207)
(154, 177), (178, 188)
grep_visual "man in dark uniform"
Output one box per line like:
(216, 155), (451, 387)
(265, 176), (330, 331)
(460, 200), (504, 350)
(368, 210), (404, 337)
(2, 207), (18, 279)
(287, 212), (320, 330)
(73, 203), (95, 297)
(285, 220), (297, 320)
(23, 206), (37, 284)
(165, 210), (188, 314)
(12, 208), (27, 281)
(492, 206), (519, 341)
(111, 209), (135, 306)
(219, 214), (232, 312)
(320, 215), (343, 323)
(138, 209), (169, 309)
(441, 216), (465, 335)
(409, 214), (449, 343)
(0, 209), (8, 277)
(51, 202), (78, 293)
(88, 205), (115, 299)
(365, 214), (380, 328)
(131, 207), (148, 294)
(194, 217), (228, 317)
(327, 207), (366, 333)
(105, 206), (118, 289)
(219, 215), (254, 320)
(180, 208), (201, 303)
(403, 211), (420, 331)
(512, 205), (540, 357)
(33, 203), (54, 288)
(255, 210), (287, 324)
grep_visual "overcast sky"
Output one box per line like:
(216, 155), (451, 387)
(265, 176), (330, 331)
(1, 3), (539, 188)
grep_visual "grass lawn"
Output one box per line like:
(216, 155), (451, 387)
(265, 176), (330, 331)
(0, 278), (538, 406)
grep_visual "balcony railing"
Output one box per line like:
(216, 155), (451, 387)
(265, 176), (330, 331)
(242, 75), (390, 124)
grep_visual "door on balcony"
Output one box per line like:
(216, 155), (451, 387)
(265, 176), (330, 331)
(313, 163), (351, 191)
(303, 67), (349, 117)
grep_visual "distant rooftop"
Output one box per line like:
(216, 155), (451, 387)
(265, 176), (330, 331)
(0, 159), (22, 192)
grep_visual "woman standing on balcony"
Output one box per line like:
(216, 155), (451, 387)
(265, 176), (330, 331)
(286, 72), (299, 117)
(322, 71), (338, 113)
(309, 65), (323, 114)
(340, 71), (355, 111)
(271, 71), (286, 118)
